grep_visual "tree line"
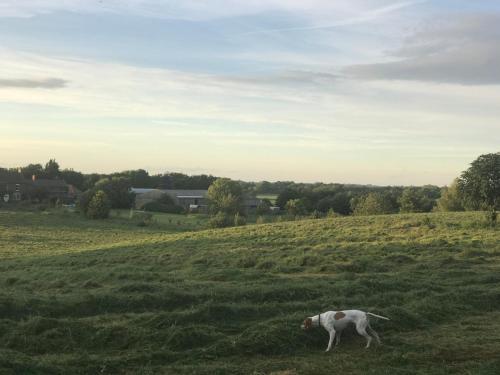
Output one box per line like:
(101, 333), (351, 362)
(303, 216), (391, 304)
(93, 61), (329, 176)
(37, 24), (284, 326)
(2, 153), (498, 225)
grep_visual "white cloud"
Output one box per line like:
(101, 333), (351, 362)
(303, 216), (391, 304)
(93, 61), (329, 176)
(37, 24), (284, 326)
(344, 13), (500, 85)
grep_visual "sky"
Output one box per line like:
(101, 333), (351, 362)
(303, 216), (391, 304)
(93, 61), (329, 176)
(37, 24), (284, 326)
(0, 0), (499, 185)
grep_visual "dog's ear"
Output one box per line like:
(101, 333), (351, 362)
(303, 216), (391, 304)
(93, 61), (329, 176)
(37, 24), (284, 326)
(304, 318), (312, 329)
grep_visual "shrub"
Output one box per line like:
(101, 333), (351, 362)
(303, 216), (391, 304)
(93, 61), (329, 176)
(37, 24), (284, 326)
(256, 199), (272, 215)
(209, 212), (232, 228)
(86, 190), (111, 219)
(234, 212), (246, 226)
(143, 200), (184, 214)
(352, 192), (393, 216)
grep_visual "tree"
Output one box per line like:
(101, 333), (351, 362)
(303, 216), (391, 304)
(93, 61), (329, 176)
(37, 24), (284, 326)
(256, 199), (272, 215)
(207, 178), (244, 216)
(143, 194), (184, 214)
(352, 192), (393, 216)
(44, 159), (60, 179)
(398, 187), (436, 212)
(61, 169), (85, 190)
(436, 179), (464, 212)
(276, 188), (301, 209)
(285, 198), (308, 216)
(458, 153), (500, 225)
(86, 190), (111, 219)
(316, 192), (351, 215)
(94, 177), (134, 209)
(209, 212), (232, 228)
(21, 163), (45, 179)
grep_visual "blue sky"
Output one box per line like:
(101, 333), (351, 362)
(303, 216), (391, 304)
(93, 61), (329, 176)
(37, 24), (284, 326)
(0, 0), (499, 185)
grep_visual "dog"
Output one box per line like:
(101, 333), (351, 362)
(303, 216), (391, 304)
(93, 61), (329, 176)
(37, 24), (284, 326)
(301, 310), (390, 352)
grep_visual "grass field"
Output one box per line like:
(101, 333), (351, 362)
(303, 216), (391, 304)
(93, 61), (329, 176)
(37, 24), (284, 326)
(1, 210), (499, 374)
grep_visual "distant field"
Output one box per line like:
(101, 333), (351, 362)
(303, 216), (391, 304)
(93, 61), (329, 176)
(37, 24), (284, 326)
(0, 210), (499, 374)
(256, 194), (278, 204)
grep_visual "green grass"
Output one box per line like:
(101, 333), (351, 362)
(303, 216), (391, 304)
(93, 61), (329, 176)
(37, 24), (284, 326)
(0, 210), (499, 374)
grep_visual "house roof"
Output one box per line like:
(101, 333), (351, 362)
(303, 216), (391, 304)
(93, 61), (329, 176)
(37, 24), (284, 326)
(131, 188), (208, 197)
(33, 179), (69, 188)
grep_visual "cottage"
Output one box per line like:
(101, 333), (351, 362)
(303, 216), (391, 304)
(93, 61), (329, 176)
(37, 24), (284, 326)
(0, 174), (79, 203)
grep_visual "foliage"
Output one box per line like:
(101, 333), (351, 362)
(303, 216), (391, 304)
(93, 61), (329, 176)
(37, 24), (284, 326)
(86, 190), (111, 219)
(276, 188), (302, 209)
(234, 212), (247, 226)
(143, 194), (184, 214)
(285, 198), (308, 216)
(60, 169), (85, 190)
(209, 211), (232, 228)
(20, 163), (45, 179)
(436, 179), (464, 212)
(399, 187), (436, 213)
(256, 199), (272, 215)
(94, 177), (135, 209)
(458, 153), (500, 216)
(316, 192), (352, 215)
(352, 192), (394, 216)
(44, 159), (61, 179)
(207, 178), (244, 216)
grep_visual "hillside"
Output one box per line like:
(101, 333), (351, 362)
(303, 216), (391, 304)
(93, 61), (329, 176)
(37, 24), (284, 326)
(1, 211), (499, 374)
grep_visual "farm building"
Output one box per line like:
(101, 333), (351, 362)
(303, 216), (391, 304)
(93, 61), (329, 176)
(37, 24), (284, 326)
(131, 188), (263, 212)
(132, 189), (208, 210)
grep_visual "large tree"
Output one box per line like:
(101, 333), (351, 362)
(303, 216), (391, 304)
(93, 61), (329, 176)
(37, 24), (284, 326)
(458, 153), (500, 224)
(207, 178), (244, 216)
(94, 177), (134, 209)
(44, 159), (61, 179)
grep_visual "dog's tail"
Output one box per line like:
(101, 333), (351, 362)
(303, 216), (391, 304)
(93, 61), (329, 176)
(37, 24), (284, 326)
(366, 312), (390, 320)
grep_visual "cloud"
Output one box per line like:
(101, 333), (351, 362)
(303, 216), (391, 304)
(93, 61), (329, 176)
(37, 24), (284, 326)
(219, 70), (338, 88)
(0, 78), (67, 89)
(243, 0), (427, 35)
(344, 14), (500, 85)
(0, 0), (422, 21)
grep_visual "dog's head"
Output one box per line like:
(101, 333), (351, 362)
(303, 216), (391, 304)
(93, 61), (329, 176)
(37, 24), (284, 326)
(301, 317), (313, 330)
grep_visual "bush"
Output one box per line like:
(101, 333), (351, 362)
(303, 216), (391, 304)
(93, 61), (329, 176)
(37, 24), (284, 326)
(352, 192), (394, 216)
(256, 199), (272, 215)
(234, 213), (246, 226)
(86, 190), (111, 219)
(143, 201), (184, 214)
(209, 212), (232, 228)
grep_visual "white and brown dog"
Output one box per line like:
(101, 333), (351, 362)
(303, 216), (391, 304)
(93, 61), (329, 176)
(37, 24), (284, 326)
(301, 310), (390, 352)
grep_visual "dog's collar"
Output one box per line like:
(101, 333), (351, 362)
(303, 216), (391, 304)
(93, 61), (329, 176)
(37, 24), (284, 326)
(318, 313), (321, 327)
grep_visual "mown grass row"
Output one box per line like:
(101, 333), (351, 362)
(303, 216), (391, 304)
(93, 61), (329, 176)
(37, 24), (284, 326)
(0, 211), (499, 374)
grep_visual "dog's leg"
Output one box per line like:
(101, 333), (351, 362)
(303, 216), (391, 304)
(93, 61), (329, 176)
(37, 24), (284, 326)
(335, 330), (342, 346)
(325, 329), (336, 352)
(367, 326), (381, 345)
(356, 321), (372, 349)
